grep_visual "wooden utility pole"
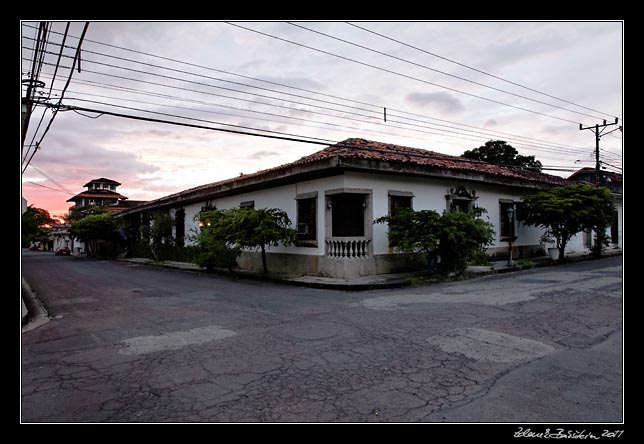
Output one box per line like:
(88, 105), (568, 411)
(579, 118), (621, 185)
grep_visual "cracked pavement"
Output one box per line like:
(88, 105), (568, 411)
(21, 252), (622, 422)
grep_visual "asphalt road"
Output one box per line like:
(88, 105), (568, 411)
(21, 252), (623, 423)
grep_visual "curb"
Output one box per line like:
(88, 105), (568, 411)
(21, 278), (50, 333)
(114, 250), (622, 291)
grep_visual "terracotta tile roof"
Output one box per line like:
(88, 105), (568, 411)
(119, 200), (149, 208)
(83, 178), (122, 187)
(295, 138), (567, 185)
(188, 138), (566, 189)
(125, 138), (567, 212)
(67, 190), (128, 202)
(567, 167), (622, 183)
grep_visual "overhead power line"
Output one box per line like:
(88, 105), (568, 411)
(23, 24), (621, 170)
(345, 22), (620, 120)
(24, 180), (75, 195)
(22, 22), (90, 174)
(22, 22), (49, 147)
(58, 90), (431, 145)
(23, 24), (598, 154)
(46, 22), (70, 98)
(600, 161), (622, 171)
(27, 164), (75, 194)
(29, 54), (600, 160)
(226, 22), (585, 125)
(287, 22), (610, 122)
(43, 100), (579, 174)
(27, 42), (592, 155)
(52, 98), (340, 144)
(40, 63), (598, 160)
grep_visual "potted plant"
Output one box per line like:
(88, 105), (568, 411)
(540, 232), (559, 260)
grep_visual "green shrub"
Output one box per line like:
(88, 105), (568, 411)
(193, 241), (240, 271)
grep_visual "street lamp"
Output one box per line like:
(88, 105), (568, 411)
(506, 206), (515, 267)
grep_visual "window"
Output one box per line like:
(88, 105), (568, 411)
(446, 186), (476, 213)
(388, 192), (413, 247)
(389, 194), (413, 215)
(451, 199), (472, 213)
(515, 202), (527, 222)
(331, 193), (365, 237)
(240, 200), (255, 209)
(175, 208), (185, 247)
(296, 195), (317, 245)
(141, 213), (150, 242)
(611, 210), (619, 244)
(499, 201), (516, 240)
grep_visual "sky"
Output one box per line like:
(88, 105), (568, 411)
(20, 21), (623, 219)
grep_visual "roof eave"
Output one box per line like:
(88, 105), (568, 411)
(116, 156), (564, 217)
(115, 157), (342, 217)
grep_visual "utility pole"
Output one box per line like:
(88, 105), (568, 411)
(21, 22), (49, 151)
(579, 118), (621, 185)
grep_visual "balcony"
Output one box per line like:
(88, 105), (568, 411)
(325, 237), (371, 259)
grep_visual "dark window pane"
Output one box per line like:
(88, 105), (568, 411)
(297, 198), (317, 241)
(611, 211), (619, 243)
(332, 194), (365, 237)
(454, 200), (470, 212)
(390, 195), (412, 215)
(175, 208), (185, 247)
(500, 202), (515, 238)
(389, 195), (413, 247)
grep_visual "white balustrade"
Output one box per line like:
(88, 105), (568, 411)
(325, 237), (371, 258)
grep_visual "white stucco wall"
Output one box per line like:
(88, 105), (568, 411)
(565, 198), (623, 254)
(342, 171), (546, 255)
(182, 175), (346, 256)
(158, 171), (624, 261)
(173, 172), (557, 258)
(52, 235), (71, 250)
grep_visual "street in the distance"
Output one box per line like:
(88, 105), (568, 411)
(21, 252), (622, 423)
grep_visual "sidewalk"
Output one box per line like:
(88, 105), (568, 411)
(115, 246), (622, 291)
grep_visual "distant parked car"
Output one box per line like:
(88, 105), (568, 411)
(28, 245), (39, 251)
(55, 247), (71, 256)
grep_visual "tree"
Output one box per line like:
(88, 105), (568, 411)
(22, 205), (55, 247)
(65, 204), (108, 224)
(196, 207), (296, 274)
(375, 208), (495, 275)
(521, 184), (615, 261)
(375, 208), (441, 268)
(461, 140), (543, 172)
(147, 211), (173, 261)
(437, 210), (496, 274)
(193, 215), (241, 271)
(69, 213), (119, 257)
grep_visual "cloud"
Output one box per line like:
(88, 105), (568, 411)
(484, 119), (497, 128)
(147, 129), (173, 137)
(486, 36), (565, 65)
(405, 92), (465, 114)
(247, 150), (279, 160)
(238, 59), (267, 71)
(30, 138), (159, 189)
(541, 124), (574, 136)
(257, 75), (326, 92)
